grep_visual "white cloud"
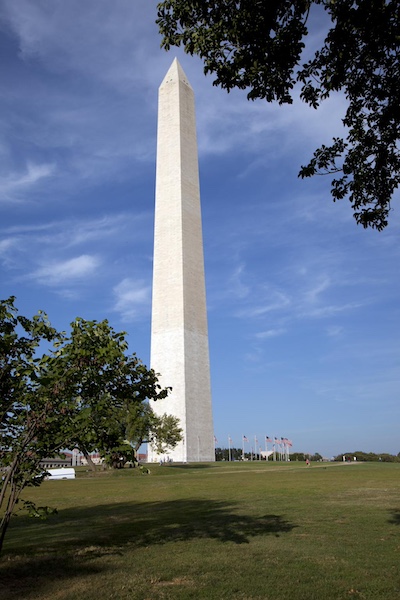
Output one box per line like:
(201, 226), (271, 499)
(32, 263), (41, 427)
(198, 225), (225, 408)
(0, 0), (159, 87)
(0, 1), (162, 192)
(1, 212), (151, 261)
(255, 328), (286, 339)
(326, 325), (344, 337)
(303, 275), (331, 304)
(31, 254), (100, 286)
(113, 278), (150, 322)
(66, 213), (152, 247)
(0, 238), (15, 255)
(236, 290), (291, 319)
(0, 0), (348, 206)
(0, 162), (55, 201)
(249, 292), (292, 317)
(302, 302), (362, 319)
(226, 263), (250, 300)
(196, 68), (348, 166)
(0, 237), (18, 268)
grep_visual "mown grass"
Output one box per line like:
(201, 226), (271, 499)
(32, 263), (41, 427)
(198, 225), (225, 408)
(1, 461), (399, 599)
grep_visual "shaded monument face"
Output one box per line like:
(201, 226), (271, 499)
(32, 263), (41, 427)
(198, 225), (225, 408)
(148, 59), (214, 463)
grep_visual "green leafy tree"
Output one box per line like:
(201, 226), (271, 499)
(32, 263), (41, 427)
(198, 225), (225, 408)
(310, 452), (323, 462)
(215, 447), (246, 461)
(77, 402), (182, 469)
(333, 451), (400, 462)
(0, 297), (68, 553)
(290, 452), (306, 461)
(157, 0), (400, 230)
(0, 302), (173, 552)
(149, 413), (183, 454)
(125, 401), (182, 457)
(52, 318), (173, 469)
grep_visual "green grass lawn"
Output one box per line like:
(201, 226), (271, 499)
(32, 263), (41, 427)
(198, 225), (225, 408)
(1, 461), (399, 599)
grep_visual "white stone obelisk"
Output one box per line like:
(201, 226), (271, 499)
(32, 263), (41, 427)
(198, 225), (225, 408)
(148, 58), (214, 463)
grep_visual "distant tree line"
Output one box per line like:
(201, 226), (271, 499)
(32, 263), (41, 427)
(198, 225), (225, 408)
(333, 451), (400, 463)
(215, 447), (264, 461)
(216, 447), (294, 461)
(216, 449), (400, 463)
(215, 447), (245, 461)
(290, 452), (323, 462)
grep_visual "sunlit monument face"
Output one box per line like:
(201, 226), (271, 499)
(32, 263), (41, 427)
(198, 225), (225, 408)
(148, 59), (214, 463)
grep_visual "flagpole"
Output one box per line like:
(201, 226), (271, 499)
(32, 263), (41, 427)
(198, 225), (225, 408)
(287, 439), (292, 462)
(266, 436), (272, 461)
(228, 436), (232, 462)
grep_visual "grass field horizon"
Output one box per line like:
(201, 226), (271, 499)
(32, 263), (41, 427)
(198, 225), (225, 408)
(1, 461), (399, 599)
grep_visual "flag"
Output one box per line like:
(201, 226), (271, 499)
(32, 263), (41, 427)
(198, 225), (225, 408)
(266, 436), (272, 443)
(214, 436), (217, 443)
(274, 437), (280, 444)
(243, 435), (248, 442)
(228, 436), (232, 443)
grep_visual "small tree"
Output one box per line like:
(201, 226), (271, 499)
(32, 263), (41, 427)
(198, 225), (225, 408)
(54, 318), (172, 469)
(0, 297), (68, 552)
(149, 413), (183, 455)
(0, 301), (172, 552)
(310, 452), (323, 462)
(290, 452), (306, 462)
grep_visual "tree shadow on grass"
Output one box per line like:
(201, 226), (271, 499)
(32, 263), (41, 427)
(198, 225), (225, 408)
(0, 555), (105, 600)
(6, 499), (297, 552)
(388, 508), (400, 525)
(1, 499), (297, 598)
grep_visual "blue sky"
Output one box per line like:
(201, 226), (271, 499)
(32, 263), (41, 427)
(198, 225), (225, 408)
(1, 1), (399, 458)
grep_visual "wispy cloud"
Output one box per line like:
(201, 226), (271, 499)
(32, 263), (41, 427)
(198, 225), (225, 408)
(30, 254), (100, 286)
(303, 275), (331, 304)
(0, 0), (158, 88)
(0, 162), (55, 201)
(246, 291), (291, 317)
(301, 302), (363, 319)
(112, 278), (150, 322)
(0, 238), (16, 255)
(3, 212), (151, 246)
(227, 263), (250, 299)
(0, 237), (18, 268)
(0, 0), (161, 192)
(255, 328), (286, 339)
(196, 67), (348, 166)
(0, 0), (347, 190)
(326, 325), (344, 337)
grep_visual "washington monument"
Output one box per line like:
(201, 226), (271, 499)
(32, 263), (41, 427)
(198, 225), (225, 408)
(148, 58), (214, 463)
